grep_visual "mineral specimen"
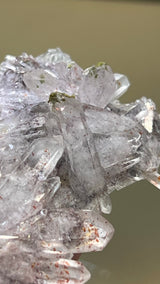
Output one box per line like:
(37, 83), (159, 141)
(0, 48), (159, 283)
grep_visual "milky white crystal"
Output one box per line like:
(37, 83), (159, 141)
(0, 48), (159, 283)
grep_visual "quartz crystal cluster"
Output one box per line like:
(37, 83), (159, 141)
(0, 48), (160, 284)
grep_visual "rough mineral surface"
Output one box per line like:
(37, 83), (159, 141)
(0, 48), (159, 283)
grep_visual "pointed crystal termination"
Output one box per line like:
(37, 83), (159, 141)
(78, 64), (117, 108)
(36, 48), (73, 65)
(0, 209), (114, 283)
(54, 97), (106, 205)
(13, 209), (114, 254)
(0, 241), (91, 284)
(0, 136), (64, 232)
(114, 73), (130, 99)
(23, 69), (59, 97)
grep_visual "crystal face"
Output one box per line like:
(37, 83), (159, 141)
(0, 48), (159, 283)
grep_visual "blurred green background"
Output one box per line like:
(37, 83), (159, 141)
(0, 1), (160, 283)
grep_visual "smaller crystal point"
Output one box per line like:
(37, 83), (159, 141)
(23, 68), (58, 97)
(114, 73), (130, 99)
(99, 192), (112, 214)
(78, 64), (116, 108)
(36, 48), (72, 65)
(135, 97), (155, 133)
(54, 258), (91, 284)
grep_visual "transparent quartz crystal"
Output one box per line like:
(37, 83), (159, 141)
(0, 49), (159, 283)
